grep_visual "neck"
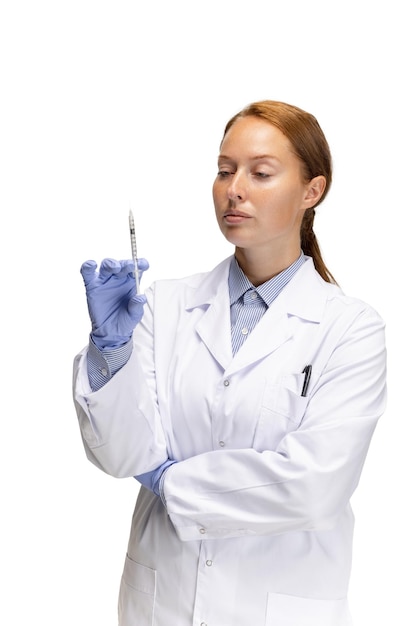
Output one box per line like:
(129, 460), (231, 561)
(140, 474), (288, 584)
(234, 246), (301, 286)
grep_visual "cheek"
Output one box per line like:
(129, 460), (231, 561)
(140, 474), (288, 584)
(264, 185), (304, 213)
(212, 181), (220, 205)
(212, 186), (223, 223)
(212, 182), (225, 213)
(261, 192), (301, 229)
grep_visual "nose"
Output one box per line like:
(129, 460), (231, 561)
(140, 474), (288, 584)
(227, 171), (245, 201)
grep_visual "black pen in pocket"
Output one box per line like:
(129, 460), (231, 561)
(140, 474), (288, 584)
(301, 364), (312, 397)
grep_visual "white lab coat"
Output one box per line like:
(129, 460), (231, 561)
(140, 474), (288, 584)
(73, 256), (386, 626)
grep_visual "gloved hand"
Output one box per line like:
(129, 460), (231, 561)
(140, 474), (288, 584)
(135, 459), (177, 497)
(81, 257), (149, 349)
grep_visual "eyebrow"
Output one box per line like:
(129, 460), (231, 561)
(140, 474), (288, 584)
(217, 154), (280, 163)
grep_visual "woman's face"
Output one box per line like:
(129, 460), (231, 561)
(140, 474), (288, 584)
(212, 116), (322, 257)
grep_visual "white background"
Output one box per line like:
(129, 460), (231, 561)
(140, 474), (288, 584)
(1, 1), (416, 624)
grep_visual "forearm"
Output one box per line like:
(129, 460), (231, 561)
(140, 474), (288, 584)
(73, 345), (168, 478)
(162, 415), (377, 542)
(162, 311), (387, 541)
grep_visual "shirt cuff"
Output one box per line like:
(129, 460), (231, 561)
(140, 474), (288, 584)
(87, 336), (133, 391)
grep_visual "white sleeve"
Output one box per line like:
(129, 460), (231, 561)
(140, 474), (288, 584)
(72, 284), (168, 478)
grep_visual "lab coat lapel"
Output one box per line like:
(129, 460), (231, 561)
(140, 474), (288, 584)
(226, 258), (333, 376)
(195, 289), (233, 369)
(187, 256), (334, 375)
(226, 308), (292, 375)
(188, 257), (233, 370)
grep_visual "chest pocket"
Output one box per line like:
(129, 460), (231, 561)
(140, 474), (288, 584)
(252, 374), (309, 452)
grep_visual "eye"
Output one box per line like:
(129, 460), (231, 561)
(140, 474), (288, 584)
(254, 171), (270, 178)
(217, 170), (233, 178)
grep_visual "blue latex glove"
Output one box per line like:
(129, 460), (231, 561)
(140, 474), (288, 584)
(81, 257), (149, 349)
(135, 459), (177, 497)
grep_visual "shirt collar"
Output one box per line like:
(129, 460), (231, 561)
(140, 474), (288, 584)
(228, 252), (307, 307)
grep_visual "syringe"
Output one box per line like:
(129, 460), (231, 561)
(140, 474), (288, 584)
(129, 209), (141, 295)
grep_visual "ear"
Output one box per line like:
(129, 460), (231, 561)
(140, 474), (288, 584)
(303, 175), (326, 209)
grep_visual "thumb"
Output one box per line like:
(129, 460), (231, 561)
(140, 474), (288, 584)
(127, 294), (147, 324)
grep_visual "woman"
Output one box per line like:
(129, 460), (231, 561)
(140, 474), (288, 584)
(73, 100), (386, 626)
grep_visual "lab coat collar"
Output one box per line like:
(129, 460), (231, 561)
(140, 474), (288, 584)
(186, 255), (335, 320)
(186, 256), (340, 372)
(186, 256), (233, 309)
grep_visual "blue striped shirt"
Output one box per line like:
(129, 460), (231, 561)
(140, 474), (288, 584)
(87, 253), (307, 390)
(229, 253), (306, 354)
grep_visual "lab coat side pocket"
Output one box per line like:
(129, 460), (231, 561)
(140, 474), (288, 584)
(265, 592), (352, 626)
(253, 376), (309, 452)
(118, 554), (156, 626)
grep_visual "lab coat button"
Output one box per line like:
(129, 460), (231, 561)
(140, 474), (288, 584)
(199, 528), (206, 534)
(223, 379), (230, 386)
(219, 441), (225, 447)
(200, 623), (208, 626)
(206, 559), (213, 566)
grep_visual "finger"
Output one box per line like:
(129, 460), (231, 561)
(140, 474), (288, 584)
(99, 258), (122, 280)
(116, 258), (149, 279)
(116, 259), (136, 278)
(80, 260), (98, 286)
(119, 257), (150, 280)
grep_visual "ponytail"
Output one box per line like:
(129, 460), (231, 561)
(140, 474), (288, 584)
(301, 208), (338, 285)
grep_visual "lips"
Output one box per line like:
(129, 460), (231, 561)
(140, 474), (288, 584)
(223, 210), (251, 224)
